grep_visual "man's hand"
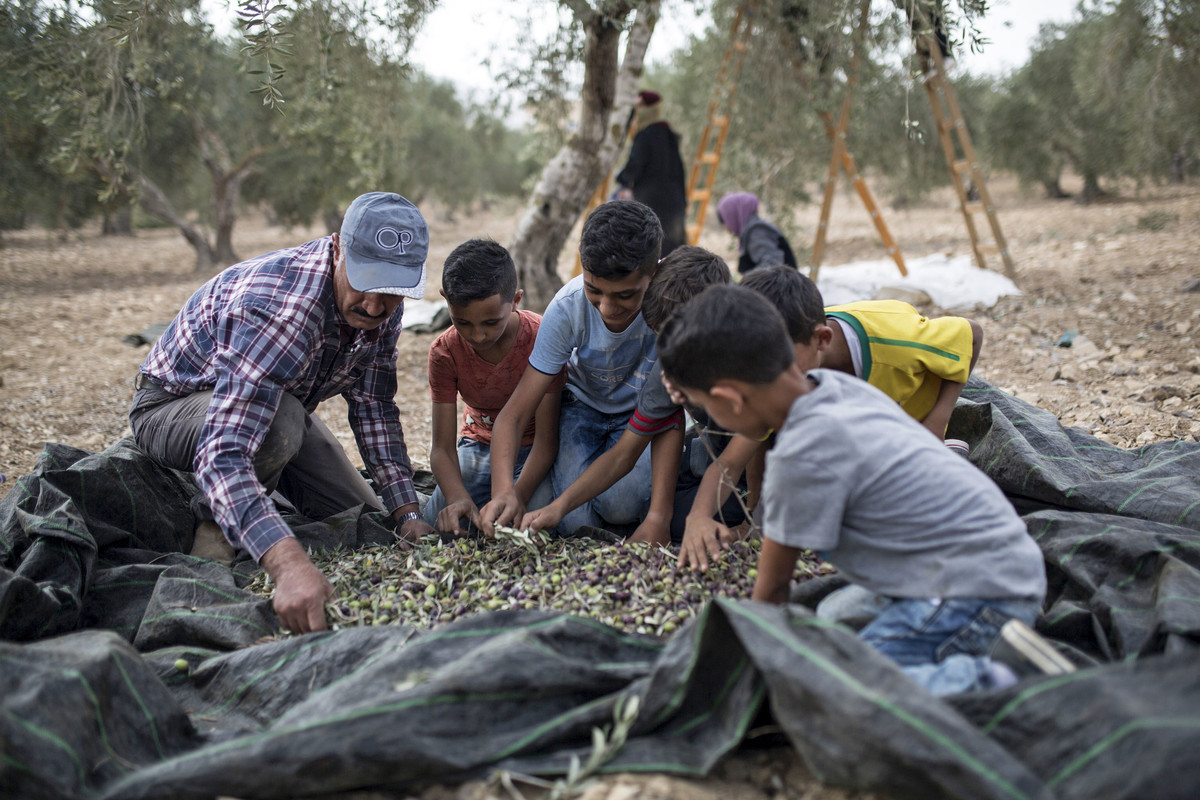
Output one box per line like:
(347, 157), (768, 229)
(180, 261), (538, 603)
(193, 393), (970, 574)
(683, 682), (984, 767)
(520, 501), (564, 536)
(260, 537), (334, 634)
(436, 498), (480, 535)
(677, 515), (732, 572)
(480, 490), (525, 536)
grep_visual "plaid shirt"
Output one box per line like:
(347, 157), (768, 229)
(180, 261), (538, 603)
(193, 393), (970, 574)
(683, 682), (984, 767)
(139, 236), (416, 561)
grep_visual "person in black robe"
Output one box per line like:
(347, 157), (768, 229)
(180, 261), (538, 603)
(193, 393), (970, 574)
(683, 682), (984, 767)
(616, 90), (688, 256)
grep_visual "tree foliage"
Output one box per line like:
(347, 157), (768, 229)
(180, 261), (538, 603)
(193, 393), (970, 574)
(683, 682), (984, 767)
(645, 0), (998, 229)
(1, 0), (535, 269)
(985, 0), (1199, 200)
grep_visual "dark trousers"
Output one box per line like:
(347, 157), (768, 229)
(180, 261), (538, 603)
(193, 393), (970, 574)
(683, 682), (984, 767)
(129, 383), (383, 524)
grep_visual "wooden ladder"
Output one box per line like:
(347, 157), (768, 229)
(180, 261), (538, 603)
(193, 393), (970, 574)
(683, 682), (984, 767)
(809, 0), (886, 284)
(916, 35), (1017, 281)
(683, 2), (755, 246)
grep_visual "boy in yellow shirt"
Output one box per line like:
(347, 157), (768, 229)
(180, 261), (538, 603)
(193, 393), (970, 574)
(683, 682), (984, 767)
(678, 266), (983, 570)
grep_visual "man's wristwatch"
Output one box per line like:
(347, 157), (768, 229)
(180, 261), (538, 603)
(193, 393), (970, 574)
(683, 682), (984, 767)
(397, 510), (421, 528)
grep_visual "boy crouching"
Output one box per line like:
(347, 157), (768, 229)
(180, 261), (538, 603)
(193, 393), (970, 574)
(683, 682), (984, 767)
(657, 285), (1069, 695)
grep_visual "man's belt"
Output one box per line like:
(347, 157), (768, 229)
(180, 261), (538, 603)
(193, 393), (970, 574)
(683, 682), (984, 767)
(133, 373), (162, 390)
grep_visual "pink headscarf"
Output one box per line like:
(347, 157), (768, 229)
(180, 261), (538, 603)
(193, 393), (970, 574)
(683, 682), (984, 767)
(716, 192), (759, 239)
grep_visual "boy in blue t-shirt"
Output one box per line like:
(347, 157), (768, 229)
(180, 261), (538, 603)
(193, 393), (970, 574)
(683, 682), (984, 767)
(519, 246), (737, 544)
(658, 285), (1067, 695)
(481, 201), (662, 536)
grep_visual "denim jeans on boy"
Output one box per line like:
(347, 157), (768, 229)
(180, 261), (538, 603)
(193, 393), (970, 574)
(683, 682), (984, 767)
(856, 596), (1042, 696)
(553, 392), (652, 535)
(668, 433), (746, 544)
(422, 438), (552, 528)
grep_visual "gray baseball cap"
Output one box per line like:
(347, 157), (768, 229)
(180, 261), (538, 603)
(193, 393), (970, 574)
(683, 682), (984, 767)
(340, 192), (429, 298)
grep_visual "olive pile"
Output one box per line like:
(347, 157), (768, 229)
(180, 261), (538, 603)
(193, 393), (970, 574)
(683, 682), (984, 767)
(249, 532), (832, 637)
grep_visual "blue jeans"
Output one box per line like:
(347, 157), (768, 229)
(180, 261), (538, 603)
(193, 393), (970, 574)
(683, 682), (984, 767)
(553, 393), (652, 535)
(856, 596), (1041, 696)
(669, 431), (747, 544)
(422, 438), (552, 527)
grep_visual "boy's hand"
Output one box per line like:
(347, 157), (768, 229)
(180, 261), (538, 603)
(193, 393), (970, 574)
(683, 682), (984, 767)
(520, 502), (563, 535)
(678, 515), (731, 572)
(437, 498), (480, 536)
(627, 519), (670, 547)
(661, 373), (688, 406)
(751, 539), (801, 605)
(480, 491), (525, 536)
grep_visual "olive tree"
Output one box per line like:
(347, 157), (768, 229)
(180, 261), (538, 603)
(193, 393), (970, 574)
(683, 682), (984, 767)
(8, 0), (435, 272)
(500, 0), (662, 311)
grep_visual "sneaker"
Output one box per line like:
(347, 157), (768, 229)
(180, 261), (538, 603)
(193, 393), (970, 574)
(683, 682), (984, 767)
(991, 619), (1076, 678)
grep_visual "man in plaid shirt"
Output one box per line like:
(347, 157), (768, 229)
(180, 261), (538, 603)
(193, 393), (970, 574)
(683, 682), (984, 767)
(129, 192), (434, 633)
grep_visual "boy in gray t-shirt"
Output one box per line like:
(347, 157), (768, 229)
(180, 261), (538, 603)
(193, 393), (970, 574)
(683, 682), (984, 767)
(657, 285), (1055, 695)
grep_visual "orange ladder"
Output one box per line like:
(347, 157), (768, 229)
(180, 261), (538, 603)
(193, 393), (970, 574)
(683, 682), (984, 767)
(683, 2), (756, 246)
(915, 17), (1016, 280)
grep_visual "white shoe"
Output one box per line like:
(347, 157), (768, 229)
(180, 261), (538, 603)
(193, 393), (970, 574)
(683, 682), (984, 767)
(991, 619), (1076, 678)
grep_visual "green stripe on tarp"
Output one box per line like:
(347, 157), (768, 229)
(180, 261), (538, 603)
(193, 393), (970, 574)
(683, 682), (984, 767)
(97, 450), (140, 534)
(114, 653), (166, 759)
(722, 601), (1034, 800)
(1177, 499), (1200, 526)
(1117, 477), (1180, 513)
(649, 603), (714, 728)
(489, 692), (619, 761)
(1048, 717), (1200, 787)
(1, 707), (87, 788)
(206, 634), (342, 714)
(981, 674), (1086, 733)
(138, 610), (274, 638)
(0, 653), (132, 775)
(1060, 526), (1118, 565)
(422, 614), (665, 652)
(670, 657), (754, 736)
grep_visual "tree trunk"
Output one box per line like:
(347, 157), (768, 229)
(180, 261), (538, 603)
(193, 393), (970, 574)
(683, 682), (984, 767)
(101, 204), (133, 235)
(95, 158), (217, 271)
(190, 111), (265, 267)
(1041, 175), (1071, 199)
(136, 173), (218, 272)
(508, 0), (658, 312)
(1079, 172), (1104, 204)
(1169, 148), (1187, 184)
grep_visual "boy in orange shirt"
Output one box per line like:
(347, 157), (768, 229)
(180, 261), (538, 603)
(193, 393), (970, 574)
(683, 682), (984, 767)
(423, 239), (564, 534)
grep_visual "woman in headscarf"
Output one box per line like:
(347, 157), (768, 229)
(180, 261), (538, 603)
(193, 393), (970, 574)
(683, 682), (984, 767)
(616, 90), (688, 256)
(716, 192), (797, 275)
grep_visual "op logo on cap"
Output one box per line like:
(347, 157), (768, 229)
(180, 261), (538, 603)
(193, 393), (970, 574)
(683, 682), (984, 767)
(375, 226), (413, 253)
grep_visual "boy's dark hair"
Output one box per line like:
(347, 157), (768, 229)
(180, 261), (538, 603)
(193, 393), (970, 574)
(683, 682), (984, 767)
(641, 246), (732, 331)
(579, 200), (663, 280)
(739, 265), (826, 344)
(441, 238), (518, 306)
(658, 285), (794, 391)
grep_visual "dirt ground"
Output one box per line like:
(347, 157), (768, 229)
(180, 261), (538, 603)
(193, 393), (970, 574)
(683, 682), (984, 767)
(1, 175), (1198, 800)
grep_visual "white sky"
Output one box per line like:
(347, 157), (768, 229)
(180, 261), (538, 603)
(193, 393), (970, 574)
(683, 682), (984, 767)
(408, 0), (1084, 99)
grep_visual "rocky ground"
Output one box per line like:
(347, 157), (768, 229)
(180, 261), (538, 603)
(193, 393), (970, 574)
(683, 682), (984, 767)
(1, 175), (1197, 799)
